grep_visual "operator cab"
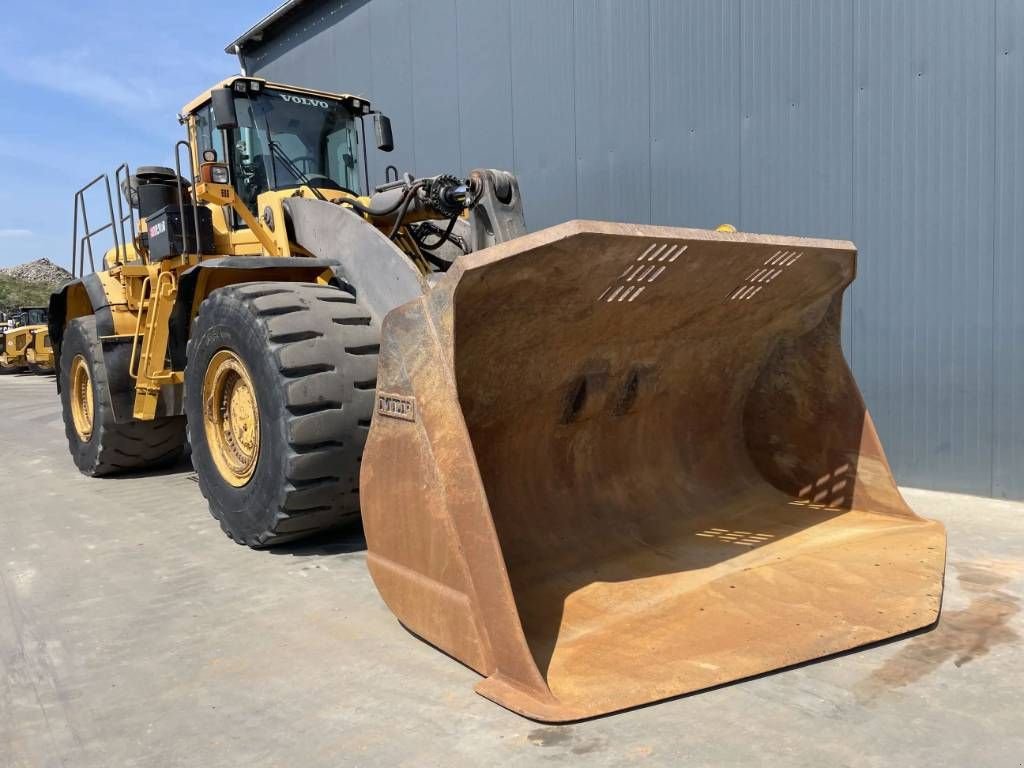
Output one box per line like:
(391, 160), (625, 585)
(191, 78), (380, 216)
(11, 307), (47, 328)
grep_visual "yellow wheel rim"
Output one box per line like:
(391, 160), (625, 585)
(203, 350), (261, 487)
(70, 355), (94, 441)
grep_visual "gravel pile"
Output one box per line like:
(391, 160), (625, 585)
(0, 258), (74, 286)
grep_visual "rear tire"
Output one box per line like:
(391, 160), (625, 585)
(59, 317), (187, 476)
(184, 282), (378, 548)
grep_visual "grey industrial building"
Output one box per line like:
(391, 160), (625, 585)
(228, 0), (1023, 500)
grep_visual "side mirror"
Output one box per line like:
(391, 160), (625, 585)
(374, 113), (394, 152)
(212, 87), (238, 130)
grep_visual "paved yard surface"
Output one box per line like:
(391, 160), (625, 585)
(1, 373), (1022, 767)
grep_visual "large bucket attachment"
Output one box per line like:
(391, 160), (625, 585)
(360, 220), (946, 722)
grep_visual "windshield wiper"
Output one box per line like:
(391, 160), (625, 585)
(250, 100), (327, 202)
(267, 140), (327, 202)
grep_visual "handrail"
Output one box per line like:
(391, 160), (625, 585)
(173, 140), (203, 255)
(127, 275), (152, 381)
(113, 163), (141, 265)
(72, 140), (206, 278)
(71, 173), (122, 278)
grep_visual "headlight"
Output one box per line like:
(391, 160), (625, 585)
(201, 162), (230, 184)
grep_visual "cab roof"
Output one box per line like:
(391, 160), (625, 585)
(180, 75), (370, 117)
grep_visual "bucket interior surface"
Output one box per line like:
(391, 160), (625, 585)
(508, 497), (944, 711)
(451, 228), (945, 714)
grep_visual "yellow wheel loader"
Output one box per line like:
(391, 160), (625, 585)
(25, 327), (55, 372)
(1, 306), (52, 374)
(50, 75), (945, 721)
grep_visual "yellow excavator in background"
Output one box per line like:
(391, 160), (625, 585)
(49, 75), (945, 721)
(1, 306), (53, 374)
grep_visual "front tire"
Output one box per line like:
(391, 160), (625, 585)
(184, 282), (378, 548)
(59, 317), (186, 476)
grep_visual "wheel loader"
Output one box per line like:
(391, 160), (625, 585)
(50, 75), (945, 721)
(1, 306), (52, 373)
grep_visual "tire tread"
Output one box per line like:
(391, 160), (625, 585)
(186, 282), (378, 547)
(59, 317), (186, 477)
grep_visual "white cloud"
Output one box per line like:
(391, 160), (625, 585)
(0, 229), (32, 238)
(0, 47), (161, 112)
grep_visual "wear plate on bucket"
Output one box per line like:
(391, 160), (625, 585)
(360, 220), (946, 722)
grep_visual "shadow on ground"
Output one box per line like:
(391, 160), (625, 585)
(103, 454), (196, 481)
(269, 521), (368, 556)
(94, 450), (367, 556)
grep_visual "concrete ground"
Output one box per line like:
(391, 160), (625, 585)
(1, 373), (1022, 768)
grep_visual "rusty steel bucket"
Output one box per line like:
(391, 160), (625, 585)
(360, 220), (946, 722)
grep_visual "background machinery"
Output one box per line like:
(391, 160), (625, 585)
(1, 306), (53, 374)
(50, 75), (946, 721)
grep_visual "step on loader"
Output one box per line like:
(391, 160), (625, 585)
(49, 75), (945, 721)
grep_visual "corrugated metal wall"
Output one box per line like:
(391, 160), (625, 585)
(241, 0), (1024, 499)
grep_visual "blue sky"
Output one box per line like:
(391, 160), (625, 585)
(0, 0), (279, 267)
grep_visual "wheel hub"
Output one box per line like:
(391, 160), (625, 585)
(203, 350), (261, 487)
(69, 355), (94, 441)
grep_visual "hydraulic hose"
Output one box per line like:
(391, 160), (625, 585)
(414, 216), (460, 251)
(387, 183), (423, 240)
(338, 185), (419, 218)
